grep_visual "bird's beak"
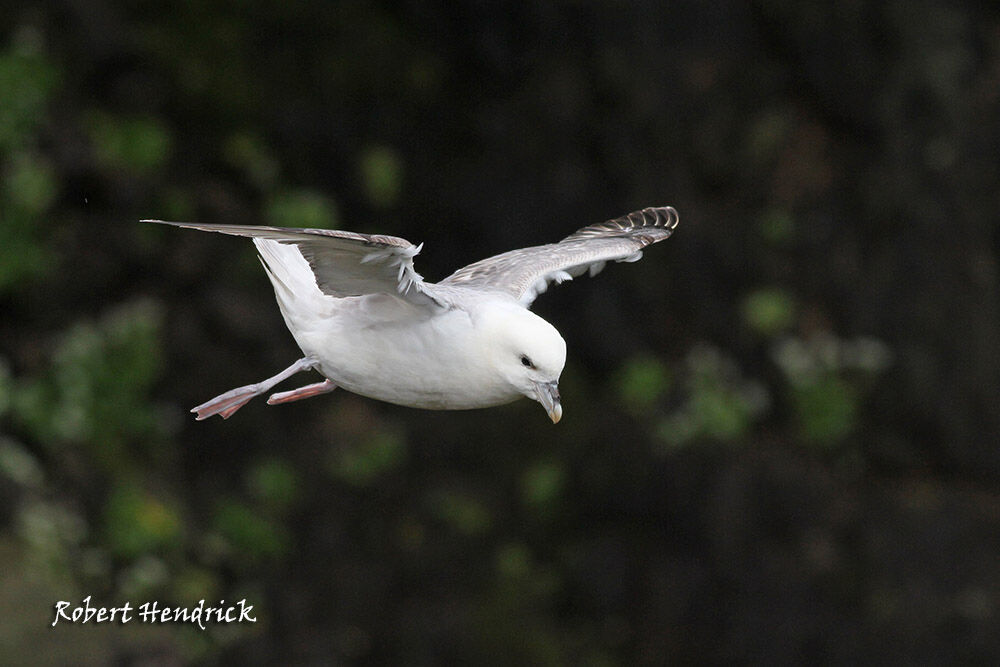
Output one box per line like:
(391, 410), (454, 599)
(533, 381), (562, 424)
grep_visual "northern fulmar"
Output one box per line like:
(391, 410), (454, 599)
(144, 206), (678, 423)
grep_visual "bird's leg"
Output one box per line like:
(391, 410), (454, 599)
(267, 379), (337, 405)
(191, 357), (318, 420)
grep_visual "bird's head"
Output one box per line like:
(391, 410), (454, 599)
(482, 304), (566, 423)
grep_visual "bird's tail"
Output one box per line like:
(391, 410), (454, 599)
(254, 238), (331, 335)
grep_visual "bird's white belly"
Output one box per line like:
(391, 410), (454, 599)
(292, 303), (518, 410)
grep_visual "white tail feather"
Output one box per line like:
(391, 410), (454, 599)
(254, 239), (332, 332)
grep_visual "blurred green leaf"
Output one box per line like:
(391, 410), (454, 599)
(0, 209), (52, 292)
(427, 489), (493, 536)
(758, 208), (795, 244)
(689, 378), (752, 441)
(842, 337), (894, 375)
(17, 500), (86, 575)
(771, 334), (889, 448)
(520, 461), (565, 514)
(267, 189), (338, 229)
(104, 484), (182, 558)
(656, 345), (769, 450)
(213, 500), (289, 561)
(742, 287), (796, 336)
(330, 430), (406, 487)
(0, 151), (58, 292)
(495, 542), (533, 579)
(773, 334), (892, 385)
(0, 37), (60, 152)
(172, 566), (221, 607)
(614, 354), (671, 412)
(4, 152), (57, 215)
(656, 412), (702, 450)
(223, 131), (279, 187)
(246, 458), (300, 511)
(0, 438), (45, 488)
(157, 186), (197, 222)
(473, 543), (564, 664)
(359, 145), (403, 208)
(0, 357), (11, 418)
(117, 555), (170, 599)
(86, 111), (172, 172)
(791, 375), (859, 445)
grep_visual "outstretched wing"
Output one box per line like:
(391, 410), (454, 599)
(142, 220), (445, 308)
(440, 206), (678, 307)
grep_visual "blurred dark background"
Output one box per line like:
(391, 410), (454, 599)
(2, 1), (999, 663)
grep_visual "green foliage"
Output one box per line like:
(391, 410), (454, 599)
(222, 131), (278, 187)
(358, 145), (404, 208)
(0, 304), (179, 600)
(155, 186), (197, 222)
(742, 287), (796, 336)
(0, 234), (42, 291)
(330, 430), (406, 486)
(0, 182), (56, 291)
(172, 565), (222, 606)
(0, 358), (12, 419)
(772, 335), (891, 446)
(427, 489), (493, 536)
(520, 461), (566, 516)
(656, 345), (769, 450)
(246, 458), (300, 511)
(86, 111), (172, 173)
(653, 334), (890, 451)
(491, 542), (560, 604)
(0, 34), (62, 293)
(117, 554), (170, 600)
(0, 438), (44, 488)
(472, 543), (566, 664)
(495, 542), (533, 579)
(758, 208), (795, 244)
(4, 152), (57, 215)
(790, 375), (859, 444)
(104, 483), (182, 558)
(614, 353), (671, 413)
(213, 500), (289, 562)
(266, 189), (338, 229)
(16, 499), (86, 574)
(11, 299), (166, 467)
(0, 31), (60, 153)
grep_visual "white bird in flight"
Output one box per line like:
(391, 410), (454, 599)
(144, 206), (678, 423)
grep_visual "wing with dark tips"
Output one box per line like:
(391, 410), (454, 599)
(440, 206), (678, 307)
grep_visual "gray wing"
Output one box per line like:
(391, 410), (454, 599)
(142, 220), (445, 308)
(440, 206), (679, 307)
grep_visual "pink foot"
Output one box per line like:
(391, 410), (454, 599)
(190, 358), (322, 421)
(191, 384), (262, 420)
(267, 380), (337, 405)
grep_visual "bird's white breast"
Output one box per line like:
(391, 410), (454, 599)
(290, 296), (520, 410)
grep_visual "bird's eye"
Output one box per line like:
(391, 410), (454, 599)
(520, 355), (535, 369)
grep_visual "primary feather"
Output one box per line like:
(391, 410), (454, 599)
(440, 206), (679, 306)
